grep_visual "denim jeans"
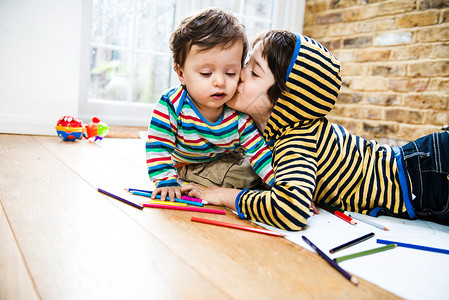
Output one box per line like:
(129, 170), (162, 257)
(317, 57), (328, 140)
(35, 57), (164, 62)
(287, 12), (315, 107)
(400, 131), (449, 224)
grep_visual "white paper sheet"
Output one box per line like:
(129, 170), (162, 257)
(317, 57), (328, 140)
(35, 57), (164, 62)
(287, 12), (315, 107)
(253, 209), (449, 300)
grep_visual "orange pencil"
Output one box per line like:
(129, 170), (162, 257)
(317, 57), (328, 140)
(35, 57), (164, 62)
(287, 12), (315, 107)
(191, 217), (286, 237)
(335, 211), (357, 225)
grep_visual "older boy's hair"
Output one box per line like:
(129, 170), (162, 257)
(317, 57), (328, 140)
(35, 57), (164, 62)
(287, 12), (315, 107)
(253, 30), (296, 104)
(170, 7), (248, 68)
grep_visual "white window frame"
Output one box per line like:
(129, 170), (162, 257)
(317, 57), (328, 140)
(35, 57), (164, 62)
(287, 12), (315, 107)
(78, 0), (305, 127)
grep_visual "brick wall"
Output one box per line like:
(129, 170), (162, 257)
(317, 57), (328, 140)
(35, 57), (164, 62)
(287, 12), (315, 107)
(303, 0), (449, 145)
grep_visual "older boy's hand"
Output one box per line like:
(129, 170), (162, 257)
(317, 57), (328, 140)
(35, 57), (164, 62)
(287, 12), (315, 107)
(152, 186), (182, 202)
(181, 183), (218, 205)
(181, 183), (241, 212)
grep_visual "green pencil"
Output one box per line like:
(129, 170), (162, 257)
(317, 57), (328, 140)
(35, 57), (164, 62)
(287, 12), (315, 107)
(333, 244), (397, 263)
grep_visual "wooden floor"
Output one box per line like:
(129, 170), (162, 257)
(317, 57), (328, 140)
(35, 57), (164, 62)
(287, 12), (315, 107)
(0, 134), (400, 300)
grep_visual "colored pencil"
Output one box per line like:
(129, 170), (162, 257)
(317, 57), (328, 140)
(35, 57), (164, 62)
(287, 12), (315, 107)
(130, 190), (203, 207)
(377, 239), (449, 255)
(191, 217), (286, 237)
(349, 214), (389, 231)
(126, 188), (207, 204)
(334, 244), (397, 263)
(321, 203), (349, 216)
(302, 236), (358, 286)
(335, 211), (357, 225)
(329, 233), (375, 254)
(320, 204), (355, 225)
(143, 203), (225, 215)
(321, 203), (389, 231)
(98, 188), (143, 209)
(182, 195), (207, 204)
(148, 200), (187, 207)
(125, 188), (208, 204)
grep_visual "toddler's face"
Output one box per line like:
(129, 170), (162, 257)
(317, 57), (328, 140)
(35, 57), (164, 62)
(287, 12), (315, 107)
(176, 42), (243, 114)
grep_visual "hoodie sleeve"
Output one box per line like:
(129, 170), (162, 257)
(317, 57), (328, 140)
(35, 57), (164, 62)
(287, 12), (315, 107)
(238, 113), (274, 186)
(236, 126), (318, 231)
(145, 92), (180, 188)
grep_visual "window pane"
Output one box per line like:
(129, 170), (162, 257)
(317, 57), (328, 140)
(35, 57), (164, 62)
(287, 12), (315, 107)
(91, 0), (134, 47)
(89, 0), (175, 104)
(244, 0), (273, 20)
(208, 0), (274, 42)
(89, 47), (132, 101)
(243, 18), (272, 41)
(132, 52), (171, 103)
(135, 1), (175, 52)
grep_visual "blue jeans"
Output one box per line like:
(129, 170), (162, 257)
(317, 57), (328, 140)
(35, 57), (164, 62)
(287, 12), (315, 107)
(400, 131), (449, 224)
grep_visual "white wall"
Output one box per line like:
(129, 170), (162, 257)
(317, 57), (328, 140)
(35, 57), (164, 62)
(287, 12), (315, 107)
(0, 0), (83, 135)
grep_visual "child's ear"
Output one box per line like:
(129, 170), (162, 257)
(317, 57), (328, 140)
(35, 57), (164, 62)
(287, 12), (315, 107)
(174, 64), (186, 85)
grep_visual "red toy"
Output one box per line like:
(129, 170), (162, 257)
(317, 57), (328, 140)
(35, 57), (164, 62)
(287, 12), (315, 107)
(55, 116), (85, 141)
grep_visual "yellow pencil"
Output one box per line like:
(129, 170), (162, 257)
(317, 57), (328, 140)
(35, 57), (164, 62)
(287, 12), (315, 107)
(148, 200), (187, 207)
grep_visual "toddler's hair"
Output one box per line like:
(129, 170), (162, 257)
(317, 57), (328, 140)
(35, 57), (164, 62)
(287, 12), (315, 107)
(170, 7), (248, 68)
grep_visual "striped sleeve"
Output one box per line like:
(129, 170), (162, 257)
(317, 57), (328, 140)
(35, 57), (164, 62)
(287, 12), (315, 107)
(145, 92), (180, 188)
(237, 125), (318, 230)
(238, 113), (274, 186)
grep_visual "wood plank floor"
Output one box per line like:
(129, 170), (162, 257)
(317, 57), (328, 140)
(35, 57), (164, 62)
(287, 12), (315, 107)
(0, 134), (400, 300)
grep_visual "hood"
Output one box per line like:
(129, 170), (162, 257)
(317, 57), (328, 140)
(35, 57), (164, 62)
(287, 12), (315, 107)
(264, 34), (341, 144)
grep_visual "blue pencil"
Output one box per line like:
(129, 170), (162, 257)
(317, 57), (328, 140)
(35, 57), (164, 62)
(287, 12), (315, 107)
(302, 236), (358, 285)
(377, 239), (449, 255)
(98, 188), (143, 209)
(130, 190), (203, 207)
(125, 188), (208, 204)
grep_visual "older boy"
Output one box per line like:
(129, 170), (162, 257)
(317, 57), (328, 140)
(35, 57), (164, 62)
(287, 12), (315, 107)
(182, 30), (449, 230)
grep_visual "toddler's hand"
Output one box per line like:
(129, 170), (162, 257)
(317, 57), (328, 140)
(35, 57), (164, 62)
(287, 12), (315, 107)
(152, 186), (182, 202)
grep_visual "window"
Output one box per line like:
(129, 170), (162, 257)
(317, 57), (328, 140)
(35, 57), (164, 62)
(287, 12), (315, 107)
(79, 0), (305, 126)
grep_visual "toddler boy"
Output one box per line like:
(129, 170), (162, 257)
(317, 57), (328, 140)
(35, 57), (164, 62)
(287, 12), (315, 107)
(146, 8), (274, 201)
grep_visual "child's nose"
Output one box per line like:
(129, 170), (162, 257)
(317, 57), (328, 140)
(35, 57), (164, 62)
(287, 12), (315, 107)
(213, 74), (225, 87)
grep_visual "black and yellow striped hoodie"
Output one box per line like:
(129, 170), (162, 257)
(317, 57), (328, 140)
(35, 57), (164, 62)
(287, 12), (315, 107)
(235, 34), (414, 231)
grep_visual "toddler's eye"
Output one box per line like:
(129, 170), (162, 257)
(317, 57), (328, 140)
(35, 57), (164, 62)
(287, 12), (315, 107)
(200, 72), (211, 76)
(226, 72), (237, 76)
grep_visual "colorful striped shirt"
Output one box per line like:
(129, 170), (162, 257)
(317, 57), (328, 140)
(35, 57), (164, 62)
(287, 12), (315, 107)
(236, 34), (411, 231)
(146, 85), (274, 188)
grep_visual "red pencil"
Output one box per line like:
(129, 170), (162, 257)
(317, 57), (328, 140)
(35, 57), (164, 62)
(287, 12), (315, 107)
(143, 203), (225, 215)
(335, 211), (357, 225)
(191, 217), (286, 237)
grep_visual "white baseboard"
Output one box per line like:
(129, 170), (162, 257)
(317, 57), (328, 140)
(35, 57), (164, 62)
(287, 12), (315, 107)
(0, 114), (57, 136)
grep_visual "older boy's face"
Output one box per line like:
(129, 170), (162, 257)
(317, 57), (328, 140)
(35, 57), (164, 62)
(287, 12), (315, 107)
(176, 42), (243, 114)
(227, 42), (275, 118)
